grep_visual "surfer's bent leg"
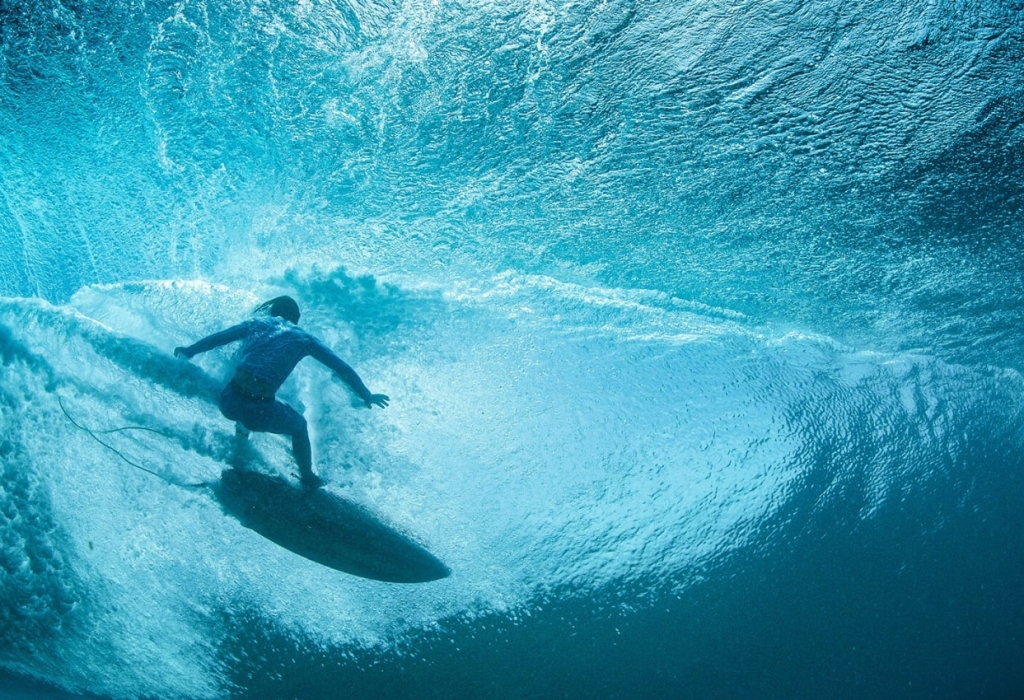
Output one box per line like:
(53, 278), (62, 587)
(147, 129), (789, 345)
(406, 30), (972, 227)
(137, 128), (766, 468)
(219, 385), (315, 481)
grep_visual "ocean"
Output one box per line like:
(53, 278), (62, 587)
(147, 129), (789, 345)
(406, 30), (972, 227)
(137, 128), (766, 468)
(1, 0), (1023, 697)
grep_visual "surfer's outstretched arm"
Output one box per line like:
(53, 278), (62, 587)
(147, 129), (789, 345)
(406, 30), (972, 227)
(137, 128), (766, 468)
(309, 340), (389, 408)
(174, 322), (251, 359)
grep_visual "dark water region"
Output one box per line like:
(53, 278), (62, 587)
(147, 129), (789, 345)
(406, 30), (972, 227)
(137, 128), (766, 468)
(223, 442), (1024, 700)
(0, 671), (105, 700)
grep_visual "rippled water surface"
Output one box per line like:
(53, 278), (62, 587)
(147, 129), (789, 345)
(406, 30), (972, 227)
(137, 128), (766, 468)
(2, 1), (1023, 698)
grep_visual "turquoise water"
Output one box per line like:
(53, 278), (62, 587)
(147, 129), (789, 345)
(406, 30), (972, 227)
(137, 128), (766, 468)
(2, 1), (1023, 697)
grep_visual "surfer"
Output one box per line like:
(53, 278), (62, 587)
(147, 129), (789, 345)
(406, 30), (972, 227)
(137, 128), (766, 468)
(174, 295), (389, 489)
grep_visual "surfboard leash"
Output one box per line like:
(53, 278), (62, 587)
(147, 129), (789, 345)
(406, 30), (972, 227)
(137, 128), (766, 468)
(57, 395), (207, 489)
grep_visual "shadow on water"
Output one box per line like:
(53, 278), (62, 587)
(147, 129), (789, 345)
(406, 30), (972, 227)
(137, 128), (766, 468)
(217, 443), (1024, 700)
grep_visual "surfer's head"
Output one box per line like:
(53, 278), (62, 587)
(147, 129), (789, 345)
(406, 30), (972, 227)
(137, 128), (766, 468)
(255, 295), (301, 324)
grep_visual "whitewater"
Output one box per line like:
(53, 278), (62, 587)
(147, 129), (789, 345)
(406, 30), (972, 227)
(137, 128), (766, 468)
(2, 1), (1023, 698)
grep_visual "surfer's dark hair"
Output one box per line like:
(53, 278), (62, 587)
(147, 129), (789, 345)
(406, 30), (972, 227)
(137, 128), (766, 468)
(255, 295), (300, 324)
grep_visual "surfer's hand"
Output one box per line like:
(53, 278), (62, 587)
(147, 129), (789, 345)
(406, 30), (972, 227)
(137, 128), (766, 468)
(174, 346), (192, 360)
(366, 393), (390, 409)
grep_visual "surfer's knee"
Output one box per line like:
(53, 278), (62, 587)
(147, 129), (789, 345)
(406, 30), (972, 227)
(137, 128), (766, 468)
(273, 401), (306, 437)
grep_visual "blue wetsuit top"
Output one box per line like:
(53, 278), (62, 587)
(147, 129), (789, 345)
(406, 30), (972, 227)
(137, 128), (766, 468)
(181, 316), (372, 403)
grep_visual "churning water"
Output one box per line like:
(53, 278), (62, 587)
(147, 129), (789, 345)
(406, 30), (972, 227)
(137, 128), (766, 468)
(2, 1), (1023, 698)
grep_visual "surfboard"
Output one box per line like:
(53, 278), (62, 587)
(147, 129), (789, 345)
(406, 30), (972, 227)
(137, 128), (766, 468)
(213, 468), (450, 583)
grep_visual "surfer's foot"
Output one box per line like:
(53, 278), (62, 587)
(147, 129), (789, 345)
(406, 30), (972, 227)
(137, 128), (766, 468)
(235, 423), (250, 440)
(301, 472), (325, 490)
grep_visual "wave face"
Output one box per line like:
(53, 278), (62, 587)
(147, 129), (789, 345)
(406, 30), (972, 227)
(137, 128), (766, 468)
(2, 1), (1024, 698)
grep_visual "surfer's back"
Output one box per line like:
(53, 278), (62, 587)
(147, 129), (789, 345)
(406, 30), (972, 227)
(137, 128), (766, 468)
(233, 317), (321, 392)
